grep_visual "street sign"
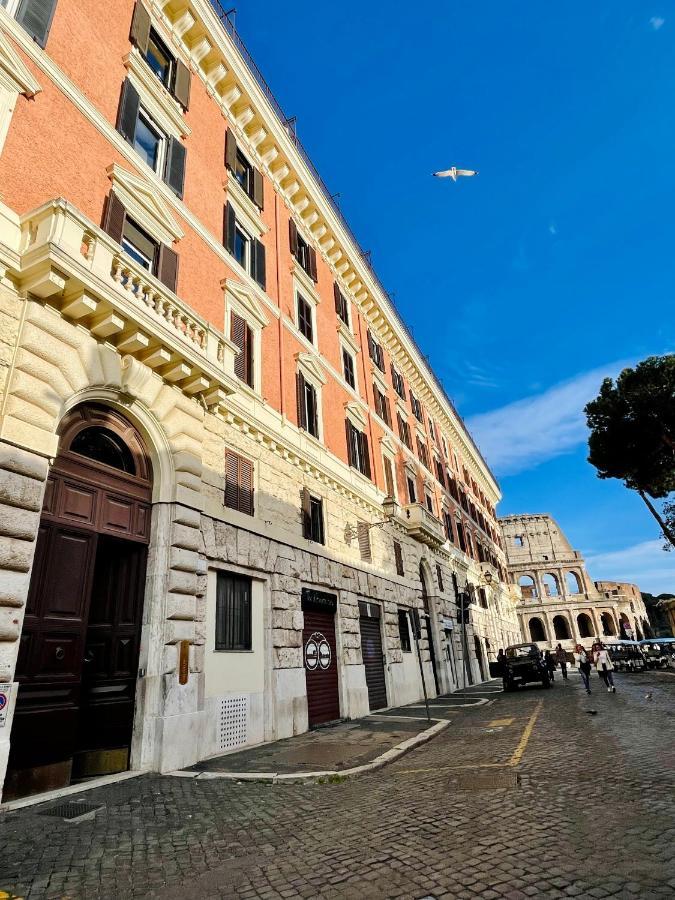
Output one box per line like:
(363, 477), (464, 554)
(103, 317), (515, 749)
(0, 683), (11, 727)
(441, 617), (454, 630)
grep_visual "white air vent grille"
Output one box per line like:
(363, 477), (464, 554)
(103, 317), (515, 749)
(219, 695), (248, 751)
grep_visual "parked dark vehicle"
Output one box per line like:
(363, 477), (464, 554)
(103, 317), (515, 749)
(503, 643), (551, 690)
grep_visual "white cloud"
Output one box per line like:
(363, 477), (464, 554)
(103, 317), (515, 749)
(548, 222), (557, 235)
(650, 16), (665, 30)
(466, 360), (633, 476)
(586, 540), (675, 595)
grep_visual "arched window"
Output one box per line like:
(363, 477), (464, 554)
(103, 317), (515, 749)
(577, 613), (593, 638)
(70, 426), (136, 474)
(542, 573), (560, 598)
(529, 617), (546, 642)
(566, 571), (582, 595)
(553, 615), (571, 640)
(519, 575), (537, 600)
(600, 612), (616, 636)
(419, 562), (431, 613)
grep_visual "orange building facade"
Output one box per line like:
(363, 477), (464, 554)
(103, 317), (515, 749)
(0, 0), (519, 800)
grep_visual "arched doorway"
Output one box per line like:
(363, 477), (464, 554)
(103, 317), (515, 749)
(528, 617), (546, 643)
(577, 613), (593, 638)
(601, 612), (616, 636)
(420, 564), (440, 695)
(553, 615), (571, 641)
(6, 405), (152, 800)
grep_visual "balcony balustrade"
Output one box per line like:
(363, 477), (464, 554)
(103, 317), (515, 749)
(402, 502), (446, 548)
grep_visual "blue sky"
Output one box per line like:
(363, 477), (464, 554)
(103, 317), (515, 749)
(230, 1), (675, 593)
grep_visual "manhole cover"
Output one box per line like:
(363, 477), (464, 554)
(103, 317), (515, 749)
(39, 800), (104, 822)
(453, 771), (520, 791)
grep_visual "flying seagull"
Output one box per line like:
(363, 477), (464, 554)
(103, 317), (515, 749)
(433, 167), (478, 181)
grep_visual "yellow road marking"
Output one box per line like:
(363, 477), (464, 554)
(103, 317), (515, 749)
(489, 718), (514, 727)
(508, 700), (543, 767)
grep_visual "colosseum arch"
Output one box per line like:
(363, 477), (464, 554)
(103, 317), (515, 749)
(528, 617), (547, 643)
(542, 573), (560, 598)
(577, 613), (594, 639)
(566, 571), (583, 595)
(600, 612), (616, 636)
(553, 615), (571, 640)
(519, 574), (538, 600)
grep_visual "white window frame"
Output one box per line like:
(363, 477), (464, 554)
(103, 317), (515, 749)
(2, 1), (20, 17)
(296, 352), (327, 444)
(295, 289), (317, 348)
(222, 279), (269, 397)
(134, 104), (168, 178)
(340, 340), (358, 394)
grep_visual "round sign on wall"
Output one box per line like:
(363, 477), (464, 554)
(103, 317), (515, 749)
(305, 632), (331, 671)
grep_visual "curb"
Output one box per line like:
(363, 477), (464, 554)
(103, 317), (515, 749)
(169, 719), (450, 784)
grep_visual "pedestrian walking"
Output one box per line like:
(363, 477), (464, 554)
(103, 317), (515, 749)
(544, 649), (555, 681)
(575, 644), (592, 694)
(594, 643), (616, 693)
(555, 643), (568, 680)
(497, 648), (506, 676)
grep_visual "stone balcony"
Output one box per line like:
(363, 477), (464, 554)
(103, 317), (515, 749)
(0, 199), (239, 410)
(401, 502), (446, 548)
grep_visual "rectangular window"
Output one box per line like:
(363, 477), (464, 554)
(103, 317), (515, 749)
(436, 563), (444, 593)
(383, 455), (395, 499)
(8, 0), (57, 47)
(435, 458), (446, 488)
(391, 366), (406, 400)
(346, 420), (371, 478)
(297, 294), (314, 343)
(224, 449), (254, 516)
(514, 535), (524, 547)
(223, 203), (266, 288)
(343, 348), (356, 389)
(394, 540), (404, 577)
(230, 312), (254, 388)
(302, 490), (325, 544)
(297, 372), (319, 438)
(234, 222), (250, 271)
(145, 28), (174, 88)
(367, 330), (385, 372)
(407, 475), (417, 504)
(374, 384), (391, 427)
(397, 412), (411, 449)
(398, 609), (411, 652)
(444, 511), (455, 543)
(135, 108), (163, 171)
(410, 392), (423, 422)
(334, 283), (349, 325)
(425, 491), (435, 514)
(215, 571), (252, 651)
(122, 217), (157, 271)
(417, 436), (430, 470)
(234, 150), (253, 195)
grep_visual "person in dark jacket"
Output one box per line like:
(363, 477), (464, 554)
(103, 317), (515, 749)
(575, 644), (592, 693)
(544, 649), (556, 681)
(555, 643), (568, 680)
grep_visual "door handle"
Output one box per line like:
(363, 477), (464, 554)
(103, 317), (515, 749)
(84, 650), (95, 663)
(55, 646), (65, 661)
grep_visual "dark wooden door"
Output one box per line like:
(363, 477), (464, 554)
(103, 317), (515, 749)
(359, 613), (387, 710)
(303, 609), (339, 726)
(7, 522), (97, 796)
(74, 536), (147, 776)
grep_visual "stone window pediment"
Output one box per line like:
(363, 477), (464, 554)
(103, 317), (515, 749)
(223, 277), (269, 329)
(0, 26), (40, 96)
(296, 351), (327, 386)
(345, 399), (367, 430)
(107, 163), (184, 245)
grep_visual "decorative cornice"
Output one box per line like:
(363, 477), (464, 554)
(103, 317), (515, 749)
(295, 351), (327, 386)
(107, 164), (184, 244)
(0, 23), (41, 97)
(222, 277), (270, 328)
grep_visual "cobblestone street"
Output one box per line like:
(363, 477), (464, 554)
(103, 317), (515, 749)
(0, 670), (673, 899)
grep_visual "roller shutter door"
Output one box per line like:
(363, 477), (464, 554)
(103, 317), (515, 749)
(359, 601), (387, 711)
(302, 590), (339, 726)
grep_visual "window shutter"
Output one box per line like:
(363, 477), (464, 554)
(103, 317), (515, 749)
(223, 202), (236, 255)
(231, 311), (247, 381)
(164, 136), (186, 199)
(239, 455), (254, 515)
(157, 244), (178, 293)
(333, 282), (341, 315)
(252, 238), (266, 290)
(308, 246), (318, 282)
(307, 382), (318, 437)
(297, 372), (307, 430)
(361, 431), (371, 479)
(394, 541), (404, 577)
(102, 191), (126, 245)
(16, 0), (57, 48)
(345, 420), (354, 468)
(436, 563), (444, 593)
(117, 78), (140, 145)
(301, 487), (311, 538)
(383, 455), (395, 498)
(289, 218), (298, 258)
(224, 449), (239, 511)
(357, 522), (372, 561)
(129, 1), (151, 53)
(225, 129), (238, 172)
(252, 167), (264, 209)
(173, 58), (191, 110)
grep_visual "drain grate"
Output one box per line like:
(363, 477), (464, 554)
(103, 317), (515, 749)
(452, 771), (520, 791)
(39, 800), (104, 822)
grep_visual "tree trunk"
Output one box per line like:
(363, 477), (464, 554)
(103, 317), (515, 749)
(638, 489), (675, 549)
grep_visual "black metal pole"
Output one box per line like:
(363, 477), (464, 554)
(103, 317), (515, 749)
(461, 590), (469, 691)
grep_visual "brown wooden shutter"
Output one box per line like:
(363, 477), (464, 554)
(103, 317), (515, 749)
(345, 419), (354, 467)
(17, 0), (58, 48)
(223, 202), (236, 254)
(157, 244), (179, 293)
(334, 282), (341, 315)
(129, 1), (151, 52)
(394, 541), (404, 577)
(225, 129), (237, 172)
(357, 522), (372, 561)
(117, 78), (140, 144)
(289, 218), (298, 258)
(173, 58), (191, 110)
(231, 311), (247, 381)
(102, 192), (126, 245)
(308, 246), (318, 282)
(383, 456), (395, 498)
(164, 136), (186, 199)
(224, 449), (239, 510)
(361, 431), (371, 479)
(436, 563), (444, 592)
(301, 487), (311, 538)
(252, 168), (264, 209)
(252, 238), (266, 290)
(239, 456), (254, 515)
(297, 372), (307, 430)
